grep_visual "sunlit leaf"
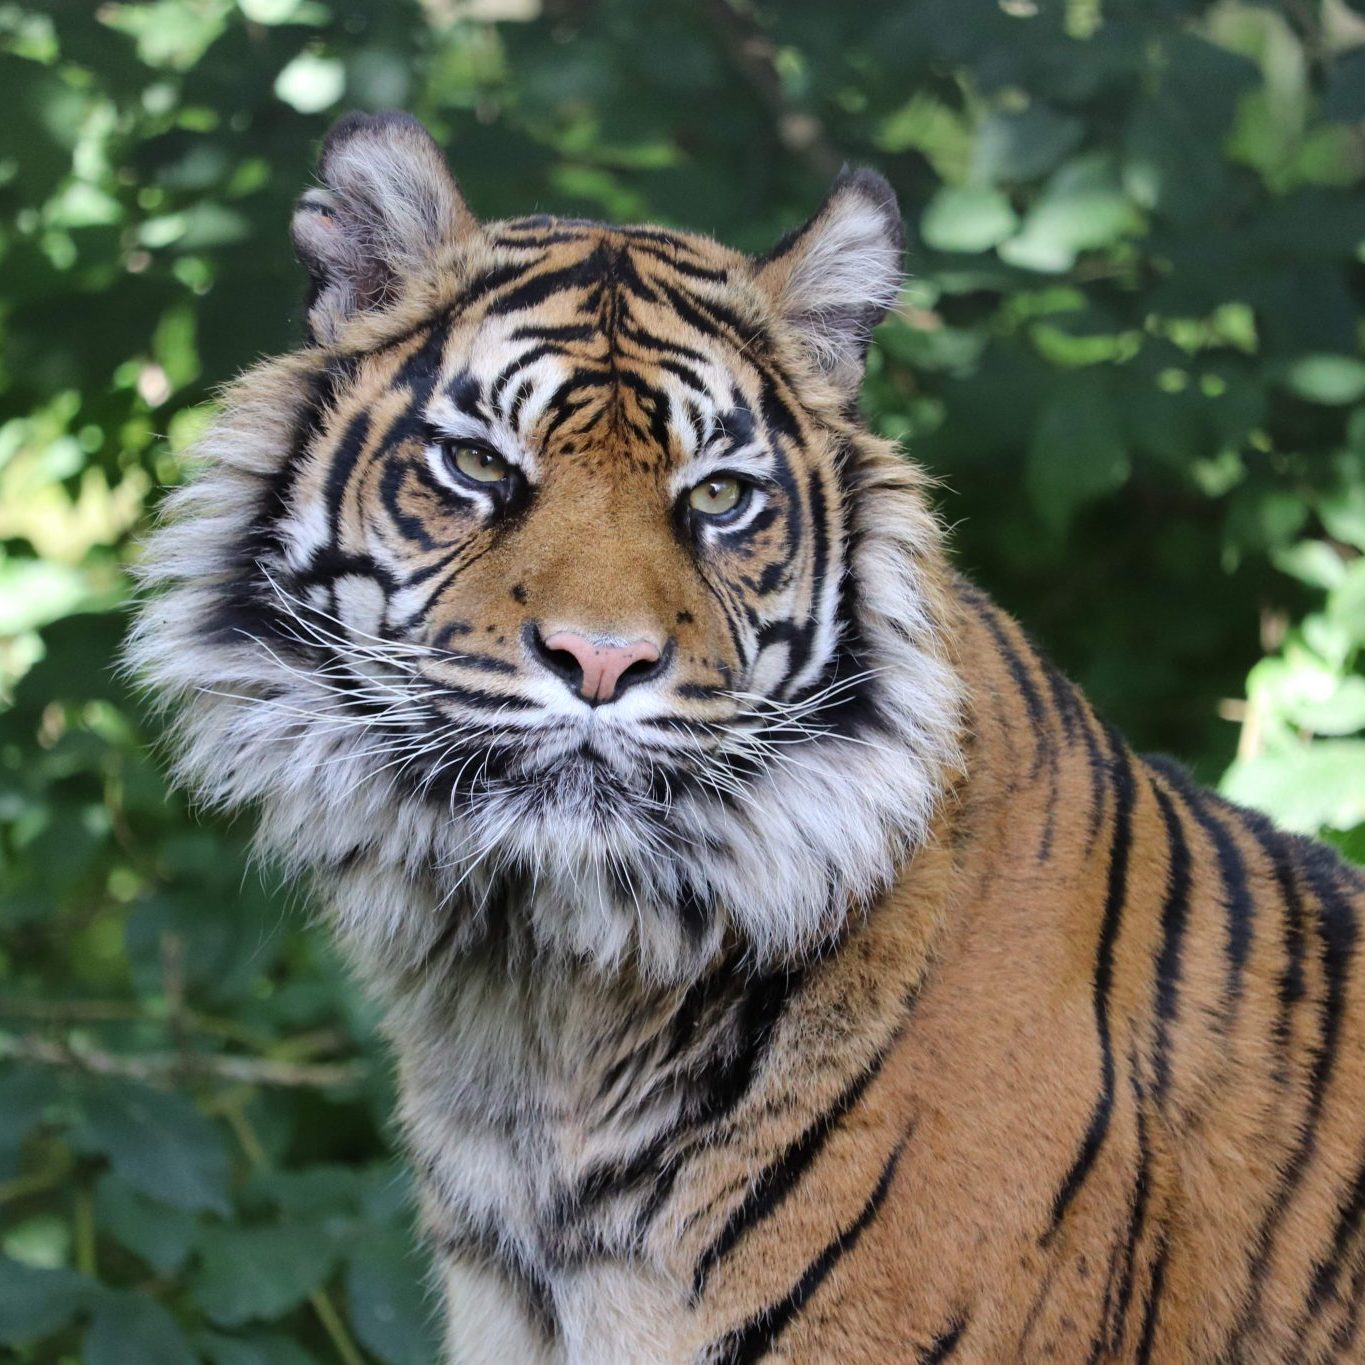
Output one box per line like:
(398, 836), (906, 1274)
(1278, 355), (1365, 407)
(1222, 742), (1365, 834)
(274, 52), (345, 113)
(921, 185), (1017, 253)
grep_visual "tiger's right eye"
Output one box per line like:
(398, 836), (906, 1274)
(446, 441), (510, 485)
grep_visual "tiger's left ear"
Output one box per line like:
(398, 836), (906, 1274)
(754, 168), (905, 397)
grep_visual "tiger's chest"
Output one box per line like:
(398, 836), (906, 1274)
(394, 968), (719, 1362)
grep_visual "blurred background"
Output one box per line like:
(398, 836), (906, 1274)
(2, 0), (1364, 1359)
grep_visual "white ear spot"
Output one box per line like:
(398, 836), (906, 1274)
(756, 168), (905, 395)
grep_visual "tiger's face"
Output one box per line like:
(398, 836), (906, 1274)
(135, 114), (962, 981)
(288, 224), (849, 829)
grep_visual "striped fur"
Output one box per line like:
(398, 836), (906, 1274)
(131, 115), (1365, 1361)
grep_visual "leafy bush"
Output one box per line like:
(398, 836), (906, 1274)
(2, 0), (1363, 1357)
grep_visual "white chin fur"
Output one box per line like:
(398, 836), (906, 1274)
(127, 370), (962, 987)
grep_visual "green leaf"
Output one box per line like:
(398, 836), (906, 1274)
(0, 1068), (58, 1178)
(0, 1254), (96, 1346)
(1320, 482), (1365, 555)
(192, 1225), (339, 1326)
(999, 154), (1143, 273)
(344, 1231), (441, 1365)
(972, 106), (1084, 185)
(1222, 742), (1365, 834)
(243, 1164), (365, 1219)
(1278, 355), (1365, 407)
(1328, 560), (1365, 642)
(1273, 541), (1350, 592)
(0, 557), (96, 634)
(1323, 49), (1365, 123)
(1026, 377), (1131, 533)
(921, 186), (1017, 254)
(72, 1080), (231, 1216)
(93, 1174), (201, 1277)
(84, 1293), (195, 1365)
(196, 1328), (323, 1365)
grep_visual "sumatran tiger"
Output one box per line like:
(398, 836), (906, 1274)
(130, 111), (1365, 1363)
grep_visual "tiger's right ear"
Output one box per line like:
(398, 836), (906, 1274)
(291, 111), (479, 344)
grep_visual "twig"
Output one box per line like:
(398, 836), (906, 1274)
(0, 997), (347, 1057)
(702, 0), (842, 179)
(0, 1033), (366, 1090)
(223, 1096), (370, 1365)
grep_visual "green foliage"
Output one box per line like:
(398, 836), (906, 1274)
(1, 0), (1363, 1356)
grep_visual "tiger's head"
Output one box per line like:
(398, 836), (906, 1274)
(132, 113), (963, 983)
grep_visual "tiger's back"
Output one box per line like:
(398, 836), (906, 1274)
(130, 112), (1365, 1363)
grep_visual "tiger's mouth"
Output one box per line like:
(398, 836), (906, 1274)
(482, 709), (712, 807)
(388, 690), (699, 811)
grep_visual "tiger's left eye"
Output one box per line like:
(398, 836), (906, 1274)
(689, 475), (745, 517)
(448, 442), (510, 484)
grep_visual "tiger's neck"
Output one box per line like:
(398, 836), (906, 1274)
(371, 814), (958, 1359)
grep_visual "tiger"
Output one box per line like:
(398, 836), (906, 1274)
(129, 110), (1365, 1363)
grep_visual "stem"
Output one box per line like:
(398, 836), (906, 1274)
(310, 1288), (369, 1365)
(0, 1146), (75, 1207)
(73, 1186), (97, 1277)
(224, 1100), (371, 1365)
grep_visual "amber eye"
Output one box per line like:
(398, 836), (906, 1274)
(688, 475), (745, 518)
(446, 442), (510, 484)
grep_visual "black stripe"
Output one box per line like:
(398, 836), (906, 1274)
(206, 358), (356, 645)
(1134, 1232), (1169, 1364)
(714, 1134), (907, 1364)
(485, 250), (609, 318)
(1228, 831), (1359, 1351)
(969, 596), (1050, 782)
(573, 964), (805, 1225)
(630, 241), (730, 281)
(692, 1043), (897, 1297)
(919, 1320), (965, 1362)
(489, 341), (566, 408)
(1107, 1048), (1153, 1355)
(1284, 847), (1364, 1348)
(617, 315), (712, 367)
(1302, 1143), (1365, 1341)
(1144, 759), (1254, 1028)
(1043, 724), (1135, 1245)
(1147, 778), (1193, 1110)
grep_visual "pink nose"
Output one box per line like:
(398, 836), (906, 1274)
(540, 631), (662, 704)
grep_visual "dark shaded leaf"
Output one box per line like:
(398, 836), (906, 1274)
(192, 1225), (338, 1326)
(72, 1080), (232, 1215)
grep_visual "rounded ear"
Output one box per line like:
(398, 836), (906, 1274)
(291, 111), (479, 344)
(754, 168), (905, 397)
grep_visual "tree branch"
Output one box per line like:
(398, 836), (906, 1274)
(0, 1032), (366, 1090)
